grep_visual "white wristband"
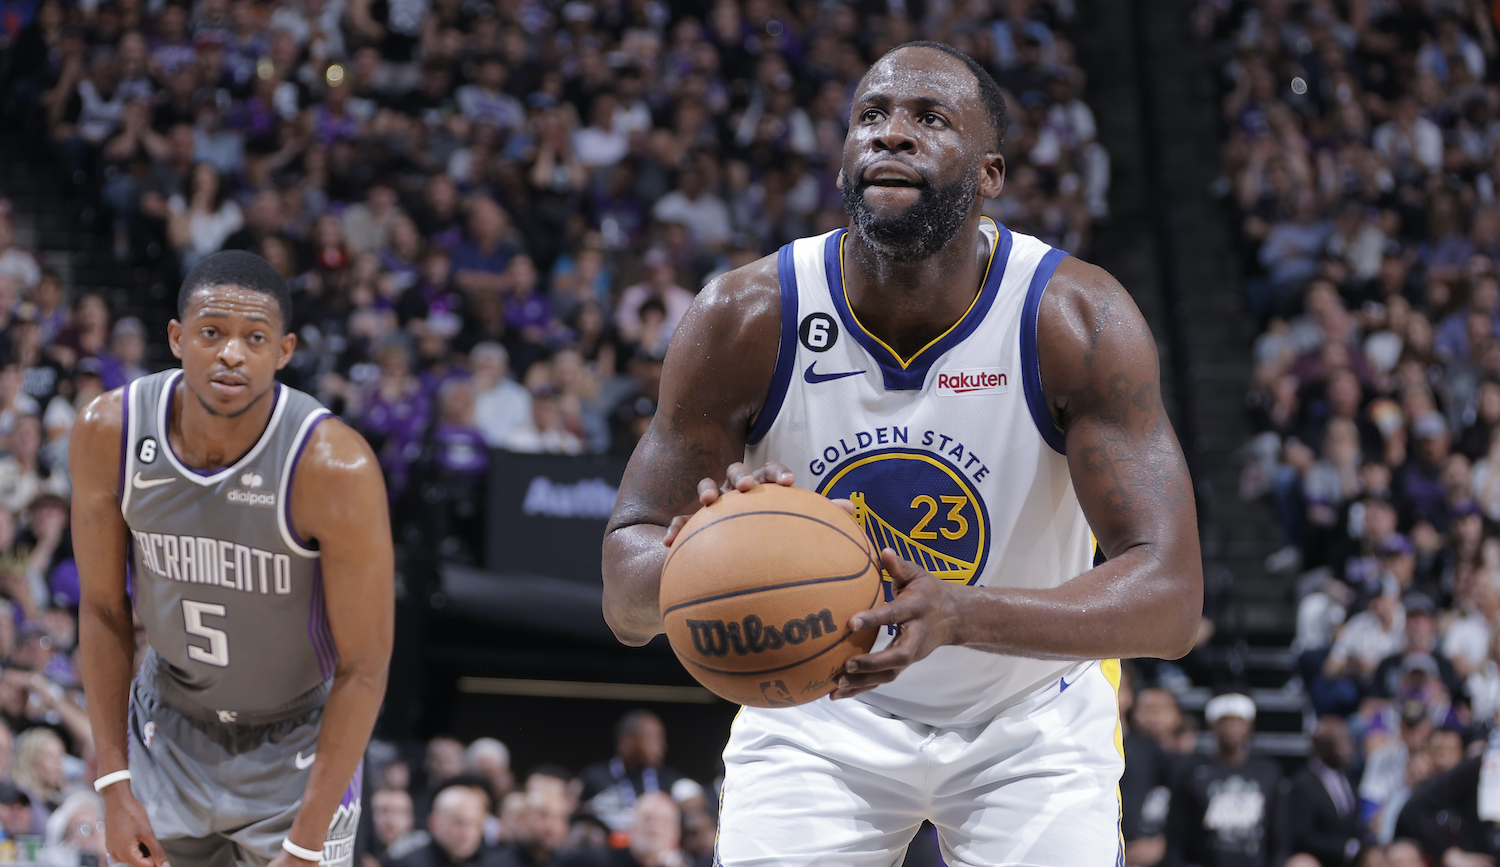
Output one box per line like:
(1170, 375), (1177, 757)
(92, 770), (131, 793)
(281, 838), (323, 863)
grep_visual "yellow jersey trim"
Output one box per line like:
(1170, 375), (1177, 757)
(838, 216), (1002, 370)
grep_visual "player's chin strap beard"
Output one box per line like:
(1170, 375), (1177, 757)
(842, 160), (980, 262)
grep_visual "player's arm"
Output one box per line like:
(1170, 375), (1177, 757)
(283, 419), (393, 862)
(838, 260), (1202, 695)
(602, 259), (783, 646)
(70, 389), (170, 867)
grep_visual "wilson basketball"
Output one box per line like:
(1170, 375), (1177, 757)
(660, 484), (882, 708)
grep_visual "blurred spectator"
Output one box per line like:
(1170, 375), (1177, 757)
(1360, 700), (1434, 834)
(0, 782), (40, 839)
(465, 738), (513, 806)
(167, 162), (243, 273)
(494, 782), (571, 867)
(1166, 694), (1285, 867)
(579, 710), (680, 833)
(1323, 577), (1405, 698)
(452, 198), (520, 297)
(1284, 717), (1365, 867)
(12, 726), (67, 813)
(101, 317), (148, 389)
(432, 379), (488, 484)
(391, 782), (502, 867)
(1393, 754), (1494, 864)
(578, 792), (692, 867)
(373, 785), (427, 865)
(0, 416), (69, 513)
(43, 790), (106, 864)
(1133, 686), (1185, 755)
(614, 250), (691, 347)
(0, 220), (39, 291)
(471, 343), (532, 450)
(1120, 665), (1172, 867)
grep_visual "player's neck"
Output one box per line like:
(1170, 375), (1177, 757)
(842, 218), (990, 360)
(169, 379), (276, 471)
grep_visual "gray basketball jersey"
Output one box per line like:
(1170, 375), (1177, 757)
(121, 370), (335, 721)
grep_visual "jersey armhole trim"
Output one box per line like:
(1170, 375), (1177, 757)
(119, 375), (142, 510)
(118, 378), (137, 509)
(1021, 247), (1069, 456)
(745, 243), (800, 446)
(278, 409), (332, 558)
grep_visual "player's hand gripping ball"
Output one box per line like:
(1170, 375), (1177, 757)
(660, 484), (881, 707)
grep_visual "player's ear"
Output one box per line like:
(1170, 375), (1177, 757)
(166, 319), (184, 360)
(276, 330), (297, 370)
(978, 153), (1005, 200)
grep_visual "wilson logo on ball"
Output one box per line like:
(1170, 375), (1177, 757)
(686, 609), (839, 657)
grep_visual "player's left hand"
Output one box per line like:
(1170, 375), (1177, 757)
(267, 852), (318, 867)
(832, 549), (964, 699)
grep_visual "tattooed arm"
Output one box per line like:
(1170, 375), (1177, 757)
(835, 258), (1202, 696)
(602, 257), (784, 646)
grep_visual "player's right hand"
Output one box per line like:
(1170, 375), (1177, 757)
(101, 787), (169, 867)
(662, 462), (794, 547)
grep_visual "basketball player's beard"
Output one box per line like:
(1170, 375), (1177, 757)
(842, 161), (980, 261)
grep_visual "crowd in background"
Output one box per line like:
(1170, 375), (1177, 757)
(1205, 0), (1500, 863)
(0, 0), (1114, 863)
(0, 0), (1109, 511)
(361, 710), (722, 867)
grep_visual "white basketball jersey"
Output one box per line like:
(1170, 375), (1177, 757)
(744, 218), (1097, 727)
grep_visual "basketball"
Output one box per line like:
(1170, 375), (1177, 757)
(659, 484), (883, 708)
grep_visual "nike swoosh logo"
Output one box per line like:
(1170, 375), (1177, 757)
(803, 362), (864, 384)
(132, 473), (174, 490)
(1060, 676), (1074, 692)
(295, 751), (315, 769)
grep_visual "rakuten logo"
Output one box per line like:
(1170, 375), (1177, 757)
(935, 368), (1010, 396)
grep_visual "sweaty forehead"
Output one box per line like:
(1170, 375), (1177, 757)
(186, 284), (281, 323)
(857, 47), (981, 109)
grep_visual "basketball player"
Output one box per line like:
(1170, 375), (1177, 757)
(602, 42), (1203, 865)
(70, 251), (394, 867)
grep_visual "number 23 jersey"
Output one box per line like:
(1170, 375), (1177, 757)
(744, 220), (1096, 727)
(120, 370), (336, 719)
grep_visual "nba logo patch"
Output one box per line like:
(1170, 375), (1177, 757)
(143, 721), (156, 748)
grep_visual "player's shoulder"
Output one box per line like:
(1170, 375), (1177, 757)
(1036, 253), (1154, 370)
(297, 415), (379, 480)
(72, 386), (127, 440)
(688, 252), (781, 332)
(663, 252), (783, 389)
(1042, 255), (1136, 331)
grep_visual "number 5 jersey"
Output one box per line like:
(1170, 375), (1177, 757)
(120, 369), (335, 722)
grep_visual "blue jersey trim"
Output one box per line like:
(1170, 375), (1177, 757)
(1021, 247), (1069, 455)
(745, 243), (800, 446)
(823, 221), (1013, 391)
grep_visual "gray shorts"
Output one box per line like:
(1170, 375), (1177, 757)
(127, 679), (361, 867)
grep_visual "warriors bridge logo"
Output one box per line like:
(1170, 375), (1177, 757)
(816, 448), (990, 592)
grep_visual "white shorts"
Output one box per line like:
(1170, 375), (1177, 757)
(716, 659), (1125, 867)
